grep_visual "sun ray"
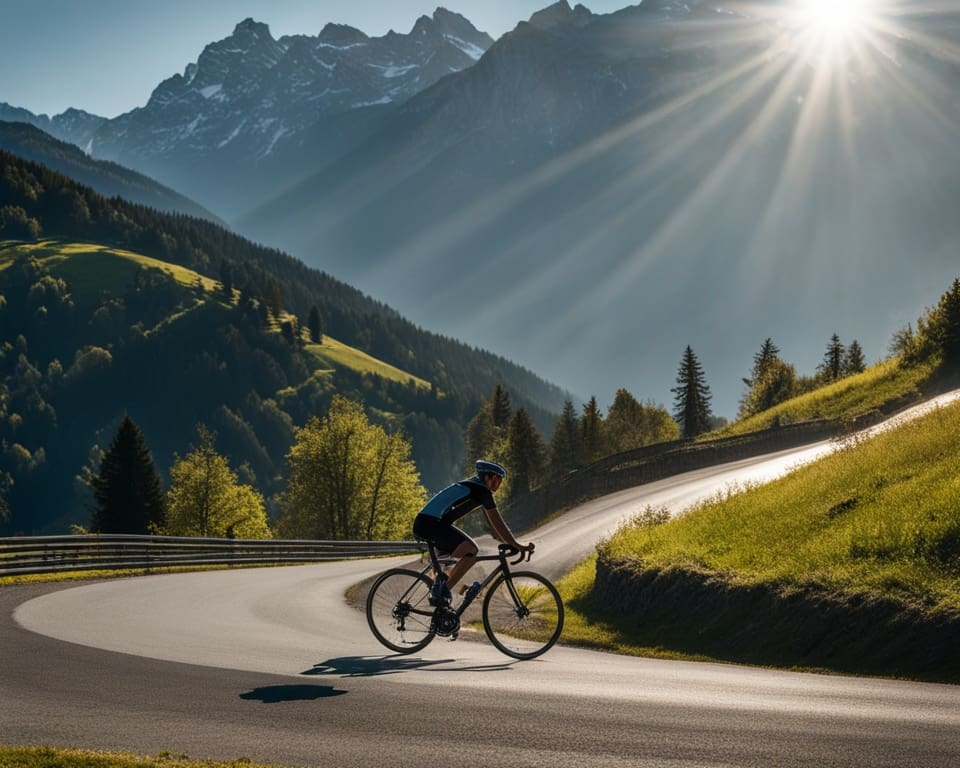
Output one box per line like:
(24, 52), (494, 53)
(365, 0), (960, 372)
(372, 26), (789, 288)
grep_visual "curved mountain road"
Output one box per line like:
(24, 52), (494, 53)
(4, 392), (960, 767)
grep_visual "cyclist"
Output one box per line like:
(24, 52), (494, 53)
(413, 460), (533, 606)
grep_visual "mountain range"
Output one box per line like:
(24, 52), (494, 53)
(1, 8), (493, 220)
(4, 1), (960, 417)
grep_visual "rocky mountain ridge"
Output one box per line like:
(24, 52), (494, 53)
(3, 7), (494, 218)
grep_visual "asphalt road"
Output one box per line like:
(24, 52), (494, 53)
(4, 392), (960, 767)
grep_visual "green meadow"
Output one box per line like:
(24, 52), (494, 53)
(0, 240), (219, 302)
(304, 335), (430, 389)
(1, 239), (426, 387)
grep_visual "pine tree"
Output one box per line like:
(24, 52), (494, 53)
(90, 415), (166, 534)
(307, 304), (323, 343)
(490, 384), (512, 429)
(745, 338), (781, 387)
(739, 338), (783, 417)
(548, 400), (581, 477)
(842, 340), (866, 376)
(921, 277), (960, 371)
(464, 402), (497, 475)
(672, 346), (713, 439)
(280, 318), (299, 347)
(218, 259), (234, 300)
(464, 385), (512, 475)
(819, 333), (845, 381)
(268, 280), (283, 319)
(581, 396), (604, 463)
(506, 409), (545, 496)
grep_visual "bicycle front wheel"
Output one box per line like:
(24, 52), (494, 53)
(366, 568), (436, 654)
(482, 570), (564, 660)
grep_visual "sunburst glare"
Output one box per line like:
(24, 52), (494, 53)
(787, 0), (879, 55)
(356, 0), (960, 417)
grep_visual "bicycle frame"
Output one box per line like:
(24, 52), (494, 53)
(420, 541), (531, 618)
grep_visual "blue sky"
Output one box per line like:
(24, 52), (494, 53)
(1, 0), (631, 118)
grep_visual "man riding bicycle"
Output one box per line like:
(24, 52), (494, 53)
(413, 460), (533, 606)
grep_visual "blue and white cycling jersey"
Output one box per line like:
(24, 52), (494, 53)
(418, 475), (496, 524)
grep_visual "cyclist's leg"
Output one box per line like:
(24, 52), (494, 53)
(414, 515), (478, 591)
(436, 526), (478, 591)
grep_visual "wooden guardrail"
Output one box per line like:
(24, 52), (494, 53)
(0, 534), (423, 576)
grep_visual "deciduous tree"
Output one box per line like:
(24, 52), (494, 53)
(278, 396), (425, 540)
(740, 358), (799, 417)
(164, 426), (271, 538)
(604, 389), (646, 453)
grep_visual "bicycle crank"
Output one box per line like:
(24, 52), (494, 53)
(432, 606), (460, 638)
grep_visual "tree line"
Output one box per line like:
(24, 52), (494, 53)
(63, 273), (960, 541)
(86, 398), (424, 541)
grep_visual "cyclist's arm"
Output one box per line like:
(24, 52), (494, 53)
(482, 505), (529, 551)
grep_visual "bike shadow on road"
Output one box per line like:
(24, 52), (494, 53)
(304, 655), (517, 678)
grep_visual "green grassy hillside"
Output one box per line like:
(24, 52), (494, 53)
(604, 397), (960, 609)
(304, 335), (430, 390)
(708, 357), (938, 439)
(2, 240), (430, 389)
(0, 240), (219, 299)
(558, 394), (960, 679)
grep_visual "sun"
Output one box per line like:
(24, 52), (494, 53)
(789, 0), (875, 48)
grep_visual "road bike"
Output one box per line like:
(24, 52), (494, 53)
(365, 541), (564, 660)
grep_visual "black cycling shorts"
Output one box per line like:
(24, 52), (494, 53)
(413, 514), (475, 555)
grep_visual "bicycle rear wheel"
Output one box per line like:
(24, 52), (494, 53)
(366, 568), (436, 654)
(482, 570), (564, 660)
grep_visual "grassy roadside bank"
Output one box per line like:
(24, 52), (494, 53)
(0, 747), (289, 768)
(556, 397), (960, 682)
(707, 357), (938, 438)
